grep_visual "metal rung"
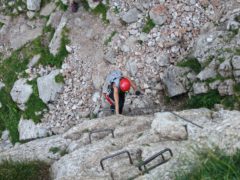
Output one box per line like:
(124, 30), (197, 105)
(89, 128), (114, 143)
(100, 150), (133, 170)
(138, 148), (173, 172)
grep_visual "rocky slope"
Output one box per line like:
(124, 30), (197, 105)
(0, 108), (240, 179)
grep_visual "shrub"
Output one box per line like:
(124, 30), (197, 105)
(176, 148), (240, 180)
(142, 17), (155, 33)
(177, 57), (202, 74)
(186, 90), (222, 109)
(0, 161), (50, 180)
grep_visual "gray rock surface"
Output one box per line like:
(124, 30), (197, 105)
(40, 2), (56, 16)
(28, 54), (41, 68)
(193, 82), (209, 95)
(49, 14), (67, 55)
(0, 82), (5, 90)
(27, 0), (41, 11)
(232, 56), (240, 70)
(149, 5), (167, 25)
(18, 119), (52, 141)
(218, 79), (235, 96)
(121, 8), (140, 24)
(10, 79), (33, 109)
(218, 59), (232, 78)
(162, 66), (190, 97)
(37, 70), (63, 104)
(151, 112), (188, 140)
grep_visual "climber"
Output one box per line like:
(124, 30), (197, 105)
(102, 70), (141, 115)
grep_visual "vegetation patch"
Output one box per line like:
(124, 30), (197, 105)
(142, 16), (155, 33)
(49, 147), (68, 156)
(92, 2), (109, 23)
(186, 90), (222, 109)
(104, 31), (117, 45)
(177, 57), (202, 74)
(23, 80), (47, 122)
(81, 0), (90, 11)
(0, 22), (4, 29)
(56, 0), (68, 11)
(0, 25), (69, 142)
(0, 160), (50, 180)
(55, 74), (65, 83)
(176, 148), (240, 180)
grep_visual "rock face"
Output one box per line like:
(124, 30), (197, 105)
(49, 15), (67, 55)
(121, 8), (140, 24)
(10, 79), (33, 109)
(40, 2), (56, 16)
(0, 109), (240, 179)
(37, 70), (63, 104)
(162, 66), (190, 97)
(151, 112), (188, 140)
(27, 0), (41, 11)
(149, 5), (168, 25)
(18, 119), (52, 141)
(0, 135), (70, 164)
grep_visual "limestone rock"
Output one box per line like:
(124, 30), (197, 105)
(121, 8), (140, 24)
(0, 82), (5, 90)
(10, 79), (33, 108)
(27, 0), (41, 11)
(162, 66), (190, 97)
(218, 79), (235, 96)
(151, 112), (188, 140)
(233, 70), (240, 83)
(232, 56), (240, 70)
(49, 15), (67, 55)
(149, 5), (168, 25)
(37, 70), (63, 104)
(218, 59), (232, 78)
(18, 119), (52, 141)
(1, 130), (9, 141)
(28, 54), (41, 68)
(0, 135), (71, 164)
(40, 2), (56, 16)
(193, 82), (209, 95)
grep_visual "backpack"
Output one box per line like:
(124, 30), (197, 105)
(103, 70), (122, 94)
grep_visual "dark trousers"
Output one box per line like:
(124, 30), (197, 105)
(109, 89), (125, 114)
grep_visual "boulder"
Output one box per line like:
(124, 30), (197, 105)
(49, 15), (67, 55)
(37, 70), (63, 104)
(193, 82), (209, 95)
(0, 135), (71, 164)
(18, 119), (52, 141)
(162, 66), (190, 97)
(1, 130), (9, 141)
(232, 56), (240, 70)
(155, 53), (169, 67)
(197, 60), (219, 80)
(149, 5), (168, 25)
(27, 0), (41, 11)
(10, 79), (33, 108)
(151, 112), (188, 140)
(126, 59), (138, 76)
(218, 59), (232, 78)
(40, 2), (56, 16)
(233, 70), (240, 83)
(218, 79), (235, 96)
(28, 54), (41, 68)
(209, 80), (221, 90)
(121, 8), (140, 24)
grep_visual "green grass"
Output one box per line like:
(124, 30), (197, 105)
(0, 26), (69, 142)
(0, 22), (4, 28)
(23, 80), (47, 122)
(176, 149), (240, 180)
(177, 57), (202, 74)
(56, 0), (68, 11)
(186, 90), (222, 109)
(104, 31), (117, 45)
(55, 74), (65, 83)
(0, 160), (50, 180)
(49, 147), (68, 156)
(81, 0), (90, 11)
(142, 16), (155, 33)
(92, 2), (109, 23)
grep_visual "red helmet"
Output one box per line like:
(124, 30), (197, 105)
(120, 78), (131, 92)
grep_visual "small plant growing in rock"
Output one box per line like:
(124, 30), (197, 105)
(177, 57), (202, 74)
(142, 16), (155, 33)
(92, 2), (109, 23)
(56, 0), (68, 11)
(104, 31), (117, 45)
(49, 147), (61, 154)
(55, 74), (65, 83)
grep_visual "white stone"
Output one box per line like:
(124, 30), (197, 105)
(40, 2), (56, 16)
(37, 70), (63, 104)
(10, 79), (33, 105)
(27, 0), (41, 11)
(18, 119), (52, 140)
(28, 54), (41, 68)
